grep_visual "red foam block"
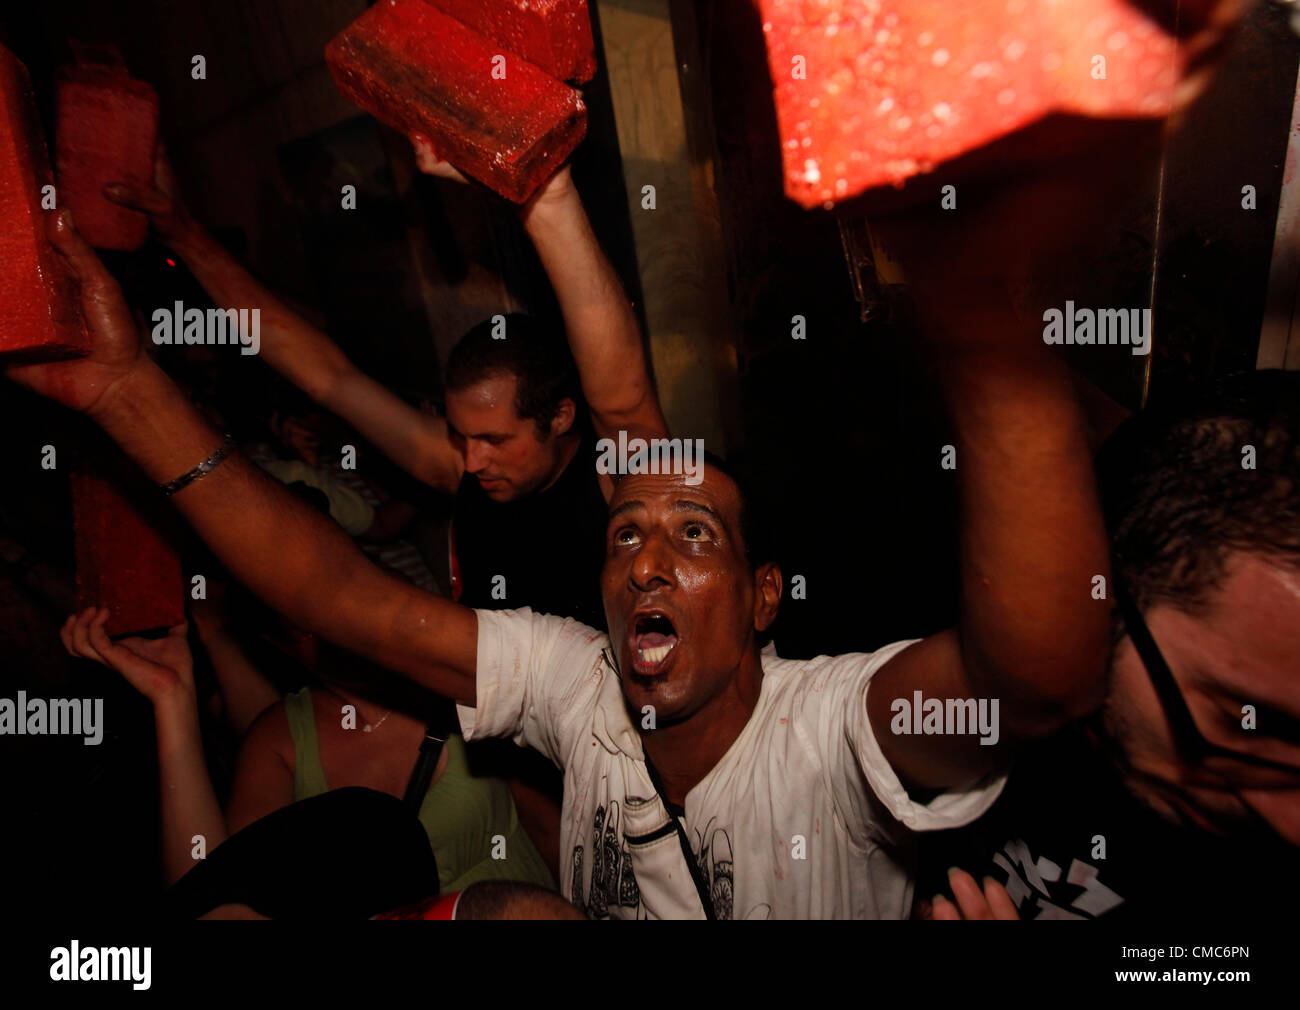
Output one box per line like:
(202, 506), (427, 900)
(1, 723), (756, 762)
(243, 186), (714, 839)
(326, 0), (586, 203)
(0, 45), (89, 362)
(72, 462), (185, 637)
(758, 0), (1190, 208)
(55, 66), (158, 250)
(423, 0), (596, 83)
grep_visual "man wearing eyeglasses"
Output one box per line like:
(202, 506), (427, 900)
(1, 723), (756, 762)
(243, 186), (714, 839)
(919, 372), (1300, 920)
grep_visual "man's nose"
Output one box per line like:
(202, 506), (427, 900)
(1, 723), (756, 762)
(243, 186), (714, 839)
(630, 531), (674, 591)
(464, 440), (490, 474)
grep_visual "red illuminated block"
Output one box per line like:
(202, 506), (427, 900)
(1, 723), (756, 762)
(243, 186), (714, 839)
(423, 0), (596, 83)
(326, 0), (586, 203)
(72, 461), (185, 637)
(55, 66), (159, 250)
(758, 0), (1192, 208)
(0, 45), (89, 362)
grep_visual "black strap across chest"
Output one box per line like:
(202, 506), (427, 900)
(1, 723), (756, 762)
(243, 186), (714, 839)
(641, 746), (718, 921)
(401, 697), (457, 814)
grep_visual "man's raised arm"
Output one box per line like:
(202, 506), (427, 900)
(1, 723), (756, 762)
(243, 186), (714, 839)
(520, 168), (667, 441)
(409, 138), (668, 442)
(105, 149), (464, 493)
(864, 174), (1116, 793)
(6, 212), (479, 704)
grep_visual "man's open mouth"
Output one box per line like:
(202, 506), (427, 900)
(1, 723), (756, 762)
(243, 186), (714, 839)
(630, 611), (679, 675)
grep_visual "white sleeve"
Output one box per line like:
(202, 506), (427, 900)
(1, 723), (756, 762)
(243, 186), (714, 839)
(815, 640), (1008, 847)
(456, 607), (607, 769)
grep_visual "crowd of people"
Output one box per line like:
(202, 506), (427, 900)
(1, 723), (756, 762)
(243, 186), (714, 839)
(6, 104), (1298, 920)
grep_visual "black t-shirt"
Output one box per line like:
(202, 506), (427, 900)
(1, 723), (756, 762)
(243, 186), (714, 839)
(451, 438), (608, 631)
(918, 725), (1299, 920)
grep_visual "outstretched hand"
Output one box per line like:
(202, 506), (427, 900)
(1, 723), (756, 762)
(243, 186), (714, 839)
(102, 143), (198, 246)
(3, 211), (149, 416)
(408, 132), (576, 217)
(409, 132), (468, 183)
(61, 607), (195, 709)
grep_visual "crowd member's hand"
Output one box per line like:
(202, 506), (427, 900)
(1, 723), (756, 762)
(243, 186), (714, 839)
(4, 212), (147, 417)
(409, 133), (468, 182)
(918, 868), (1019, 920)
(520, 162), (576, 219)
(408, 131), (577, 218)
(102, 143), (200, 247)
(61, 607), (195, 709)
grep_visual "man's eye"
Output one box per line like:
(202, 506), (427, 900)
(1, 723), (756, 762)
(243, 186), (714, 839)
(682, 523), (713, 541)
(615, 527), (641, 545)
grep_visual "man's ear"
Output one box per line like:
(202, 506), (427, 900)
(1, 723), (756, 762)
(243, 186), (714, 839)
(753, 562), (782, 633)
(549, 397), (577, 439)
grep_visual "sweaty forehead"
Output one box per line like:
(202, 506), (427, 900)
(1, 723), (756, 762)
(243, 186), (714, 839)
(446, 371), (517, 411)
(1168, 554), (1300, 712)
(607, 464), (742, 519)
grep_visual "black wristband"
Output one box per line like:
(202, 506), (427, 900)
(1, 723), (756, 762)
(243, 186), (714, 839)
(160, 435), (235, 497)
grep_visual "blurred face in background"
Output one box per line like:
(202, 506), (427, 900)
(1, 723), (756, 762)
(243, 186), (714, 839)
(445, 372), (575, 502)
(1104, 553), (1300, 845)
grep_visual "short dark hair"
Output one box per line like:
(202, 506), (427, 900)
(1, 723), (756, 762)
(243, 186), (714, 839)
(1097, 370), (1300, 628)
(444, 314), (583, 436)
(454, 880), (587, 920)
(702, 451), (775, 573)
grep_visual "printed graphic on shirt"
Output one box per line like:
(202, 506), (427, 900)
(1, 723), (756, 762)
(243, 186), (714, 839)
(572, 797), (644, 919)
(693, 817), (734, 920)
(993, 836), (1125, 919)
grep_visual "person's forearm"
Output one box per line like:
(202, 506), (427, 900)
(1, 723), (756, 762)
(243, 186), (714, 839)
(152, 695), (227, 886)
(522, 189), (665, 436)
(90, 363), (392, 662)
(942, 342), (1110, 738)
(168, 228), (352, 403)
(88, 361), (478, 701)
(170, 228), (457, 490)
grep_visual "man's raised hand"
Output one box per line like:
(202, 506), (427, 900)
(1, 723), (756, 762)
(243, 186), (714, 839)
(408, 131), (577, 219)
(4, 210), (147, 417)
(102, 143), (198, 247)
(409, 132), (468, 182)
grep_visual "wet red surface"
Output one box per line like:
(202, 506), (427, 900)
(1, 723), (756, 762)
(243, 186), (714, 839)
(0, 45), (89, 362)
(55, 66), (159, 251)
(326, 0), (587, 203)
(424, 0), (596, 83)
(758, 0), (1185, 208)
(71, 465), (185, 637)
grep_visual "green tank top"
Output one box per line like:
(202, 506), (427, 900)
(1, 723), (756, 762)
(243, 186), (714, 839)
(282, 688), (554, 893)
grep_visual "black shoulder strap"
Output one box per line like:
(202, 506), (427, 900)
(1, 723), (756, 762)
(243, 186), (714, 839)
(641, 751), (717, 921)
(402, 697), (457, 814)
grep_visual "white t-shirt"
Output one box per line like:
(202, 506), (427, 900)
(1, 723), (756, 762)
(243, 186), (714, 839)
(458, 608), (1007, 919)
